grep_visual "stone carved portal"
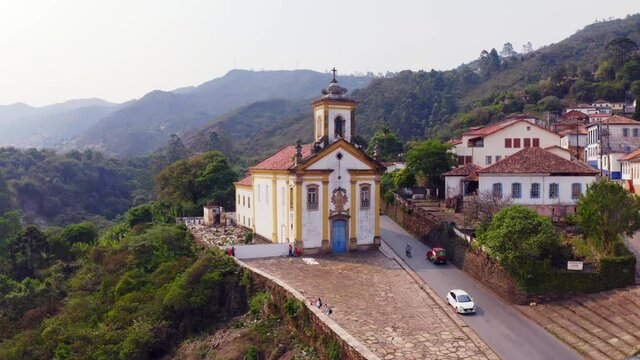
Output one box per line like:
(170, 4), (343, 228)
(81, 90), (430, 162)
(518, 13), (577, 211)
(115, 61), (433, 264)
(330, 187), (349, 216)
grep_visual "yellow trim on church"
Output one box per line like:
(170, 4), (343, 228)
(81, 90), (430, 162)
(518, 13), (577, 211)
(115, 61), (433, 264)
(271, 176), (278, 242)
(374, 177), (381, 237)
(322, 179), (329, 241)
(350, 180), (357, 240)
(295, 179), (302, 242)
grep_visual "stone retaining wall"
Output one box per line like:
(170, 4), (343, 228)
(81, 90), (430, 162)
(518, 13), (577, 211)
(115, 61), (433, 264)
(238, 259), (379, 360)
(382, 195), (442, 238)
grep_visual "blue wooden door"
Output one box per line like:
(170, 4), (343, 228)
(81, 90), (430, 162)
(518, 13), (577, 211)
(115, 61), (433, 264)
(332, 220), (347, 253)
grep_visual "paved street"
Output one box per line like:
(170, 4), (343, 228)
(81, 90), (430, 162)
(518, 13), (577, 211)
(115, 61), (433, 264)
(381, 215), (583, 360)
(247, 251), (495, 359)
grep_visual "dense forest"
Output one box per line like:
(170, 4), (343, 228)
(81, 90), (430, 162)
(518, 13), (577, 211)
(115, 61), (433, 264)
(0, 145), (316, 358)
(0, 148), (150, 226)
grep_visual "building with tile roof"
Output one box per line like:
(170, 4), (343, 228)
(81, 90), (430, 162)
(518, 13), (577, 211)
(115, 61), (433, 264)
(233, 72), (385, 253)
(451, 118), (561, 167)
(585, 115), (640, 179)
(476, 147), (598, 218)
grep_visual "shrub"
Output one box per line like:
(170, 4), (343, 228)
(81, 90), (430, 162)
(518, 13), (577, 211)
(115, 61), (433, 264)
(244, 346), (259, 360)
(249, 292), (271, 318)
(283, 298), (301, 319)
(244, 232), (254, 244)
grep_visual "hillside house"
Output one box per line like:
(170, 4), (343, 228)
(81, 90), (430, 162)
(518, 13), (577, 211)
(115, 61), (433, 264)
(585, 115), (640, 179)
(452, 119), (561, 167)
(477, 147), (598, 218)
(619, 149), (640, 194)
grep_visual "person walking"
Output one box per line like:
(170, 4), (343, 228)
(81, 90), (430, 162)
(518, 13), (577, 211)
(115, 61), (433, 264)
(317, 297), (323, 309)
(288, 244), (293, 257)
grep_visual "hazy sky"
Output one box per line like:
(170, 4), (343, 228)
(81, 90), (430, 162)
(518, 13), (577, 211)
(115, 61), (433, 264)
(1, 1), (639, 106)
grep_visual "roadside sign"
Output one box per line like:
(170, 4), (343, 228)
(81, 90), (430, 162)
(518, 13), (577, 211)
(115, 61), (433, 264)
(567, 261), (584, 271)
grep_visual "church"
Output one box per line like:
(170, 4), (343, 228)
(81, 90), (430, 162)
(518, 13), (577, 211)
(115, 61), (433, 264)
(234, 71), (386, 253)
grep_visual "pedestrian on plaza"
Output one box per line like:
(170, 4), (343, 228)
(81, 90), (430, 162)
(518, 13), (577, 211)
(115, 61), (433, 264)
(288, 244), (293, 257)
(231, 246), (236, 257)
(227, 248), (233, 256)
(295, 247), (301, 257)
(317, 297), (323, 308)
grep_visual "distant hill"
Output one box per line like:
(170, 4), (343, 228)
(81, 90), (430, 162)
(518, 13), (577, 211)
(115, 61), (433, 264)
(65, 70), (373, 156)
(179, 14), (640, 164)
(183, 98), (311, 160)
(0, 98), (121, 148)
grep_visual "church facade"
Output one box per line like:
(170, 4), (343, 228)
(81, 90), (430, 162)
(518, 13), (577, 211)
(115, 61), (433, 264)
(234, 72), (385, 253)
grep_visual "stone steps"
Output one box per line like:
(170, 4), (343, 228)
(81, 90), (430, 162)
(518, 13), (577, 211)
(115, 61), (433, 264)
(520, 305), (611, 360)
(539, 305), (627, 359)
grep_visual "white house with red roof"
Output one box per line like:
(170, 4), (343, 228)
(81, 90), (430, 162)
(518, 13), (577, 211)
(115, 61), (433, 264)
(233, 72), (385, 254)
(584, 115), (640, 179)
(477, 147), (598, 217)
(619, 149), (640, 194)
(451, 119), (561, 167)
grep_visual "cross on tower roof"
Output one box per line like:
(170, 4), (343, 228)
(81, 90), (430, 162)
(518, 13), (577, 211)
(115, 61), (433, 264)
(331, 67), (337, 83)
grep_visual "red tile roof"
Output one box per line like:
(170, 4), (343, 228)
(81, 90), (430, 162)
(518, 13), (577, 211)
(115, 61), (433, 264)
(560, 110), (589, 120)
(443, 162), (482, 176)
(463, 119), (519, 137)
(586, 115), (639, 127)
(251, 144), (314, 170)
(449, 138), (462, 145)
(618, 149), (640, 162)
(463, 119), (558, 139)
(477, 147), (598, 175)
(558, 126), (588, 136)
(234, 174), (253, 186)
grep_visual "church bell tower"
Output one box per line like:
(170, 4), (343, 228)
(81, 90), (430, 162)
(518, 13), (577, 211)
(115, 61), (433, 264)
(311, 68), (357, 147)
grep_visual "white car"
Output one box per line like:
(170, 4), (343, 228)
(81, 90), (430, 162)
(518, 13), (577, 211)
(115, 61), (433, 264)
(446, 289), (476, 314)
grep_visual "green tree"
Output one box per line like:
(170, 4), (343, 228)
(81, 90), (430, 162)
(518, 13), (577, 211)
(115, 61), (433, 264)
(605, 37), (639, 69)
(574, 180), (640, 256)
(476, 205), (562, 279)
(9, 225), (50, 279)
(0, 171), (14, 215)
(155, 151), (237, 210)
(405, 140), (455, 187)
(619, 60), (640, 84)
(630, 81), (640, 99)
(536, 96), (562, 112)
(366, 127), (404, 162)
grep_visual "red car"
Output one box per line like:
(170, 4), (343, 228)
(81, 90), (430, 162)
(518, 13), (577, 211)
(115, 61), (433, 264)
(426, 247), (447, 264)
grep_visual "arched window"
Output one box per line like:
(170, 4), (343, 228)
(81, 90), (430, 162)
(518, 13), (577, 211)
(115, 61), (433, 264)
(334, 115), (345, 138)
(360, 184), (371, 209)
(307, 185), (319, 210)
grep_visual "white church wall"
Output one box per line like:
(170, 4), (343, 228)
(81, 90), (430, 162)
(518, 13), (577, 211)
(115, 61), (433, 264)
(235, 187), (253, 229)
(223, 243), (290, 259)
(356, 180), (375, 245)
(301, 180), (323, 249)
(253, 175), (274, 241)
(276, 178), (289, 243)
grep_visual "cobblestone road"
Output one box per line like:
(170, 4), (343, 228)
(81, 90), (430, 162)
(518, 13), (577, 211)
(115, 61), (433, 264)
(246, 251), (493, 359)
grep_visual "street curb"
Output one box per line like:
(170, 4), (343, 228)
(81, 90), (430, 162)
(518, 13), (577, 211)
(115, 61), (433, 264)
(380, 240), (501, 360)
